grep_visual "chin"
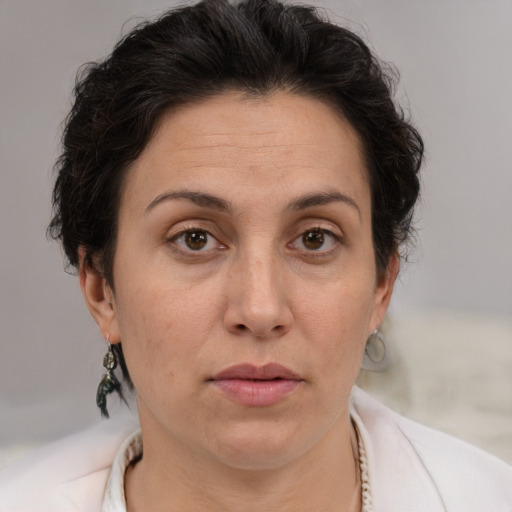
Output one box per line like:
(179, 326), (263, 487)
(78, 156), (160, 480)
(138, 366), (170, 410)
(209, 422), (318, 471)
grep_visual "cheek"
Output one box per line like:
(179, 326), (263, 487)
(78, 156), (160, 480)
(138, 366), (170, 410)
(112, 274), (222, 390)
(297, 279), (375, 374)
(300, 277), (375, 336)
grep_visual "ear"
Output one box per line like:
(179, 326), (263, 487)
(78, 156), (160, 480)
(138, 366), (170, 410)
(368, 252), (399, 332)
(78, 246), (120, 343)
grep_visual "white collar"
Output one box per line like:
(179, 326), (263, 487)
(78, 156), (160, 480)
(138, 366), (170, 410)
(101, 429), (142, 512)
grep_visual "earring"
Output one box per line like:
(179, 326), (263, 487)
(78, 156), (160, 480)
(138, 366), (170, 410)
(361, 328), (390, 372)
(96, 336), (127, 418)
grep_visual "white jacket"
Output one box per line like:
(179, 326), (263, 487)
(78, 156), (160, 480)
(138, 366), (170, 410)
(1, 387), (511, 512)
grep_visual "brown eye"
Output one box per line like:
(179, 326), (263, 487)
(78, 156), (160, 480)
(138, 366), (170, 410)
(184, 230), (208, 250)
(172, 229), (219, 252)
(171, 228), (226, 255)
(289, 228), (339, 254)
(302, 229), (324, 250)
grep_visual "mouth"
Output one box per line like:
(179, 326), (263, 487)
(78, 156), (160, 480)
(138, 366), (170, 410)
(211, 363), (302, 381)
(209, 363), (303, 407)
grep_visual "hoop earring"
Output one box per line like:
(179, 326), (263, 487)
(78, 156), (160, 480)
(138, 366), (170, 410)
(96, 336), (127, 418)
(361, 328), (390, 372)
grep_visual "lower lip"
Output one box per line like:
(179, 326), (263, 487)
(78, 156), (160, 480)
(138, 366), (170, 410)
(211, 379), (302, 406)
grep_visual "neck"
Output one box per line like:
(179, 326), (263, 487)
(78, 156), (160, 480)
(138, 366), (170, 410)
(125, 411), (360, 512)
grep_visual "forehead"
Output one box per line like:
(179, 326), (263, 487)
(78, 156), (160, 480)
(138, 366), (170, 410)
(122, 91), (370, 215)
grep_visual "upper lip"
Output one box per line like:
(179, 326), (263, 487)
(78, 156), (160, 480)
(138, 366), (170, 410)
(211, 363), (302, 381)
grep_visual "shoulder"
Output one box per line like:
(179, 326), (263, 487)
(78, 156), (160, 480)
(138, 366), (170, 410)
(350, 386), (512, 512)
(0, 415), (139, 512)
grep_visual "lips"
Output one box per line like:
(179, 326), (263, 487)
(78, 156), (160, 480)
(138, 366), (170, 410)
(212, 363), (301, 381)
(210, 363), (303, 407)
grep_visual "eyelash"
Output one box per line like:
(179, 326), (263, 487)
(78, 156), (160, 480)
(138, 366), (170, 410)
(288, 228), (342, 257)
(168, 228), (225, 255)
(167, 227), (342, 258)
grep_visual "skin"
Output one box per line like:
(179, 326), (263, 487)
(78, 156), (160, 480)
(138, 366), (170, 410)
(80, 91), (398, 512)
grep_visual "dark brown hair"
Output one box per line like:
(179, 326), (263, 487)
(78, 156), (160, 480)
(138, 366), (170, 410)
(49, 0), (423, 387)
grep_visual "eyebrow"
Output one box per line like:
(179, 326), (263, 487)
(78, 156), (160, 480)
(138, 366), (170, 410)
(287, 191), (361, 219)
(145, 190), (232, 214)
(145, 188), (360, 219)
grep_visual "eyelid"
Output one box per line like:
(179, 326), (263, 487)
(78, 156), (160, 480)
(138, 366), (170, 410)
(164, 220), (218, 243)
(167, 226), (226, 254)
(288, 227), (343, 254)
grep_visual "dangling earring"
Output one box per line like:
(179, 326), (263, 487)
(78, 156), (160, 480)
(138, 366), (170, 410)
(361, 328), (389, 372)
(96, 335), (127, 418)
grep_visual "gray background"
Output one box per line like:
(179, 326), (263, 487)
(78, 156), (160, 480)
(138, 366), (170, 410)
(1, 0), (511, 461)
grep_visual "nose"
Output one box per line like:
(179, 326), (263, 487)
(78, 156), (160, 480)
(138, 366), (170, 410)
(223, 250), (293, 339)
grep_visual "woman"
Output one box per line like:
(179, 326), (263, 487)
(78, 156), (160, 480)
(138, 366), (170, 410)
(1, 1), (510, 510)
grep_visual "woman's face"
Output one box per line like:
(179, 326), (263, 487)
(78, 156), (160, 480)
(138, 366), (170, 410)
(83, 91), (397, 470)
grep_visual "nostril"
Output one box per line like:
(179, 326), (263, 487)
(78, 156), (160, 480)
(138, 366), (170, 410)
(228, 321), (290, 337)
